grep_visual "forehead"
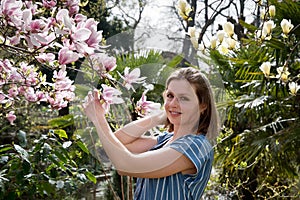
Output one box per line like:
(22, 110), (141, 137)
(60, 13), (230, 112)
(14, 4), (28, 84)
(167, 79), (196, 95)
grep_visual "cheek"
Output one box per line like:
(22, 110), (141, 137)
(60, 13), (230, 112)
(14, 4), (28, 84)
(164, 102), (168, 109)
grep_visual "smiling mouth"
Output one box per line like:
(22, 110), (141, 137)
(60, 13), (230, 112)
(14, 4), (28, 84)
(169, 111), (182, 115)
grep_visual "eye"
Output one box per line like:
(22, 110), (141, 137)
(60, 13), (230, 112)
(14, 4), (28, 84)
(179, 96), (189, 101)
(166, 93), (174, 99)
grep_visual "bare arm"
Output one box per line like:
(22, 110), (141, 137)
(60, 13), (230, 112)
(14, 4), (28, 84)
(114, 111), (166, 153)
(83, 91), (194, 178)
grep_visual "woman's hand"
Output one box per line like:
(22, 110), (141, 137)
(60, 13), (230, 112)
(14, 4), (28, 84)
(155, 109), (168, 125)
(82, 89), (105, 123)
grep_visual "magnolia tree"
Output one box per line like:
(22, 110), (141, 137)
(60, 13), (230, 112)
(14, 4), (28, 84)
(177, 0), (299, 197)
(177, 0), (299, 97)
(0, 0), (158, 128)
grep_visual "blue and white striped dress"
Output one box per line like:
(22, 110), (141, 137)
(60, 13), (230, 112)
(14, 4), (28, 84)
(134, 132), (214, 200)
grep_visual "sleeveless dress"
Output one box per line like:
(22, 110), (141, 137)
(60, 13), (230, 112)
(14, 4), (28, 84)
(134, 132), (214, 200)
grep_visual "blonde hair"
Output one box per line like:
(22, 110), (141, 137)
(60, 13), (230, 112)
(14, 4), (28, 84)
(164, 67), (220, 140)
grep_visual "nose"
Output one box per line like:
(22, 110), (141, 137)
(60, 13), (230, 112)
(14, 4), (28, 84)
(169, 97), (179, 107)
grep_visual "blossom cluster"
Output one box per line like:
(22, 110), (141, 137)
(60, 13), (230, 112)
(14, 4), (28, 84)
(176, 0), (299, 96)
(0, 0), (164, 125)
(0, 0), (101, 124)
(255, 4), (298, 96)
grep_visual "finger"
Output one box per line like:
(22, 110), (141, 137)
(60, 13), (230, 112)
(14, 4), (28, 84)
(93, 89), (99, 100)
(88, 92), (93, 101)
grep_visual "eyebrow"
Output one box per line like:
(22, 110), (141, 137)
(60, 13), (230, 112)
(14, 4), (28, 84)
(166, 90), (192, 97)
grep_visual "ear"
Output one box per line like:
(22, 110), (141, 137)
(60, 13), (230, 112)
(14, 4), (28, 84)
(199, 103), (207, 113)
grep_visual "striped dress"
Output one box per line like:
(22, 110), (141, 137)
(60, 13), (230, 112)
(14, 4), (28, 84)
(134, 132), (214, 200)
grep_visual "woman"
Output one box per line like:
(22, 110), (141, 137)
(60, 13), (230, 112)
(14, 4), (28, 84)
(83, 67), (219, 199)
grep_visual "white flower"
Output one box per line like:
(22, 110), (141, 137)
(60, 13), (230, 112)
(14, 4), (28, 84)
(190, 37), (199, 49)
(276, 67), (290, 83)
(210, 36), (217, 49)
(188, 26), (196, 38)
(188, 27), (199, 50)
(226, 38), (237, 50)
(263, 20), (276, 35)
(177, 0), (192, 21)
(198, 43), (205, 52)
(216, 30), (225, 43)
(223, 22), (234, 37)
(255, 29), (266, 40)
(268, 5), (276, 18)
(218, 43), (229, 55)
(288, 82), (300, 96)
(259, 62), (271, 77)
(280, 19), (294, 36)
(260, 7), (266, 19)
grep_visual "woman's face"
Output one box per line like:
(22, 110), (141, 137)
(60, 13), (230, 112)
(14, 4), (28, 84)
(164, 79), (202, 132)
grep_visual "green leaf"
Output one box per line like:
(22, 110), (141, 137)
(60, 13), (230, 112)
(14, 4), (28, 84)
(17, 130), (27, 147)
(265, 38), (285, 50)
(239, 19), (258, 33)
(85, 171), (97, 184)
(53, 150), (68, 163)
(13, 144), (29, 163)
(76, 140), (89, 154)
(40, 182), (55, 195)
(48, 114), (74, 129)
(48, 155), (66, 171)
(0, 145), (13, 153)
(166, 55), (185, 67)
(52, 129), (68, 139)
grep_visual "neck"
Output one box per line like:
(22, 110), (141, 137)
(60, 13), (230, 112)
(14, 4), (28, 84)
(172, 125), (197, 140)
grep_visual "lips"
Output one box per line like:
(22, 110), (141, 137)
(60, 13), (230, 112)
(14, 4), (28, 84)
(168, 110), (182, 117)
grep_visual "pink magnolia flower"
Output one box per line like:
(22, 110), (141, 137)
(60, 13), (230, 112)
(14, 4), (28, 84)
(1, 0), (23, 27)
(9, 67), (23, 83)
(100, 85), (124, 112)
(24, 87), (38, 102)
(54, 78), (74, 91)
(119, 67), (146, 91)
(136, 92), (161, 116)
(62, 90), (75, 101)
(81, 18), (103, 48)
(102, 55), (117, 72)
(65, 0), (79, 15)
(36, 91), (47, 102)
(0, 92), (8, 104)
(74, 14), (87, 23)
(53, 69), (75, 92)
(42, 0), (56, 9)
(8, 33), (21, 45)
(6, 111), (16, 125)
(58, 47), (80, 65)
(47, 93), (68, 110)
(0, 59), (13, 72)
(35, 53), (55, 63)
(8, 85), (19, 98)
(90, 53), (117, 74)
(53, 69), (67, 80)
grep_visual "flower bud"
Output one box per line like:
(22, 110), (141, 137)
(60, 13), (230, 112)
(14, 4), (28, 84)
(259, 62), (271, 77)
(188, 26), (196, 38)
(289, 82), (300, 96)
(280, 19), (294, 35)
(216, 30), (225, 43)
(223, 22), (234, 37)
(177, 0), (192, 21)
(260, 8), (266, 19)
(276, 67), (290, 83)
(268, 5), (276, 18)
(210, 37), (217, 49)
(226, 38), (236, 50)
